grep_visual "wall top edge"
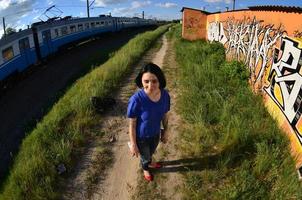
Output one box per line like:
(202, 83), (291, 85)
(182, 5), (302, 15)
(249, 5), (302, 13)
(181, 7), (210, 14)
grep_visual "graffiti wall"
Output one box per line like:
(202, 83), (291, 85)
(181, 7), (208, 41)
(182, 7), (302, 168)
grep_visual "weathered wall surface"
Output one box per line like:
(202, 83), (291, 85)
(182, 7), (302, 168)
(182, 8), (208, 40)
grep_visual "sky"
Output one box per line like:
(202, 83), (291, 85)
(0, 0), (301, 37)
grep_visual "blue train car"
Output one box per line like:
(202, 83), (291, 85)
(0, 15), (157, 82)
(33, 16), (117, 58)
(0, 29), (37, 81)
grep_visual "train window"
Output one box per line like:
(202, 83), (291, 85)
(78, 24), (83, 31)
(70, 25), (76, 33)
(85, 23), (89, 29)
(61, 26), (68, 35)
(100, 21), (104, 25)
(91, 22), (95, 28)
(96, 22), (100, 26)
(105, 21), (108, 26)
(2, 46), (14, 62)
(54, 29), (59, 37)
(19, 37), (30, 52)
(42, 30), (51, 42)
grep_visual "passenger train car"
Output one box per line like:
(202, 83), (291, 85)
(0, 16), (156, 82)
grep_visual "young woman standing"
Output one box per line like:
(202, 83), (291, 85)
(127, 62), (170, 182)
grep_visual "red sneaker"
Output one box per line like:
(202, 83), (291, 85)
(149, 162), (162, 169)
(144, 174), (154, 182)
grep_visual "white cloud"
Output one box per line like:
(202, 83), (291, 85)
(111, 1), (151, 16)
(21, 13), (29, 18)
(112, 7), (131, 16)
(0, 0), (12, 10)
(131, 1), (151, 9)
(32, 8), (39, 14)
(33, 15), (40, 20)
(205, 0), (232, 3)
(0, 0), (37, 26)
(93, 0), (128, 7)
(156, 2), (177, 8)
(47, 0), (53, 5)
(205, 0), (221, 2)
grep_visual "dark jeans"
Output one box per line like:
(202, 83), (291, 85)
(136, 135), (160, 171)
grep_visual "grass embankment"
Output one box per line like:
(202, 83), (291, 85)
(0, 25), (170, 200)
(171, 25), (302, 199)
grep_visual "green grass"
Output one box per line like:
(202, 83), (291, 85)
(22, 29), (152, 140)
(171, 25), (302, 199)
(0, 24), (170, 200)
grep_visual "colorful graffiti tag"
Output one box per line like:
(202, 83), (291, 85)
(264, 37), (302, 144)
(208, 17), (284, 83)
(208, 18), (302, 145)
(294, 30), (302, 38)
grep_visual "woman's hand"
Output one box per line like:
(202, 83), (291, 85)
(160, 129), (168, 144)
(128, 118), (139, 157)
(129, 143), (139, 157)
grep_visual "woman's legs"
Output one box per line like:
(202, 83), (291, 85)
(137, 135), (160, 171)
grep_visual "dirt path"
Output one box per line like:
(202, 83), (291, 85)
(94, 35), (169, 200)
(63, 35), (168, 200)
(130, 35), (183, 200)
(155, 38), (183, 200)
(152, 35), (168, 67)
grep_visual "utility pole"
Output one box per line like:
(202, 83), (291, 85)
(233, 0), (235, 10)
(87, 0), (90, 17)
(2, 17), (6, 39)
(142, 11), (144, 19)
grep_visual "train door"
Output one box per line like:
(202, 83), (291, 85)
(32, 27), (41, 61)
(42, 29), (53, 56)
(114, 18), (117, 31)
(18, 37), (31, 71)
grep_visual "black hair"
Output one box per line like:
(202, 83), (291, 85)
(135, 62), (166, 89)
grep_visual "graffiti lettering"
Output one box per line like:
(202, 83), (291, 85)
(264, 37), (302, 143)
(207, 19), (302, 144)
(294, 30), (302, 38)
(184, 17), (201, 29)
(208, 21), (227, 44)
(208, 18), (283, 83)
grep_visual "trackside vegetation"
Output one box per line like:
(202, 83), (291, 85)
(171, 25), (302, 199)
(0, 25), (170, 200)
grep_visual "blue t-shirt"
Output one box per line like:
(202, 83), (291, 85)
(127, 89), (170, 139)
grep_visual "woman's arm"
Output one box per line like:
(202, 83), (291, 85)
(129, 118), (139, 157)
(161, 113), (169, 143)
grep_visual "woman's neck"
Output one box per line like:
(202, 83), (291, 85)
(144, 88), (161, 102)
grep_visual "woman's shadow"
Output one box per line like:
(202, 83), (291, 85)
(153, 153), (221, 174)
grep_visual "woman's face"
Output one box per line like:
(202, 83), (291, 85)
(141, 72), (160, 93)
